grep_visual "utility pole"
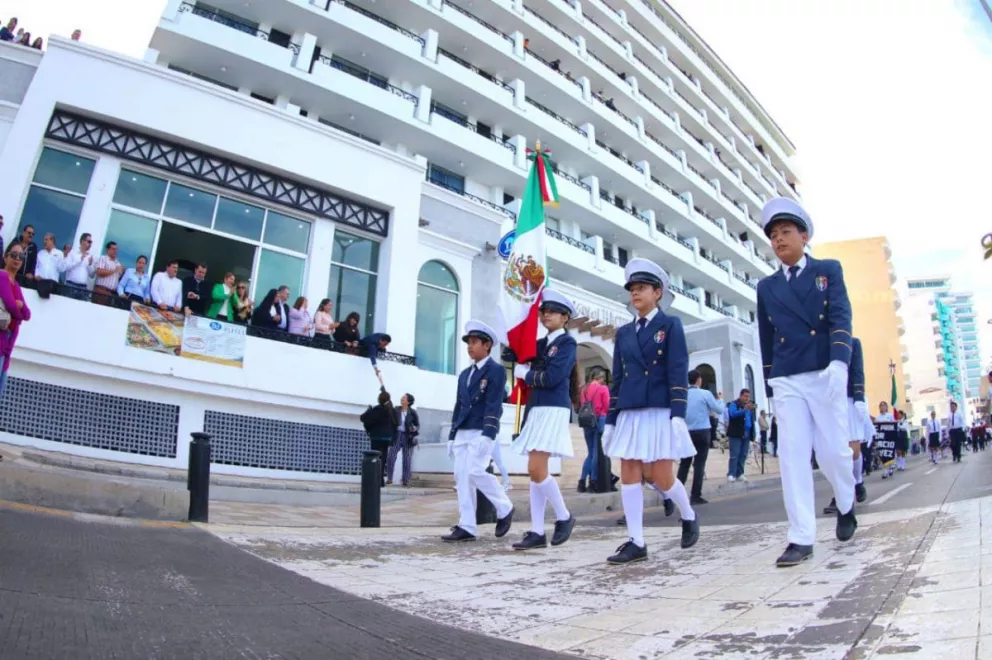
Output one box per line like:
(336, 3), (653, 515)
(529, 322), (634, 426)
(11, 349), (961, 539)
(980, 0), (992, 24)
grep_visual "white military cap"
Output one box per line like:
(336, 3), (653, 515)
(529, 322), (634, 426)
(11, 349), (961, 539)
(761, 197), (814, 240)
(461, 319), (503, 345)
(539, 289), (577, 317)
(624, 257), (674, 310)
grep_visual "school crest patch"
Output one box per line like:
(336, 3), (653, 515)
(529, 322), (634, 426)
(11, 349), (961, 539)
(654, 330), (665, 343)
(548, 346), (558, 357)
(479, 378), (488, 392)
(815, 275), (828, 292)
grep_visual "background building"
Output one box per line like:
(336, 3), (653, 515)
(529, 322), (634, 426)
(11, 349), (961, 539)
(814, 237), (911, 418)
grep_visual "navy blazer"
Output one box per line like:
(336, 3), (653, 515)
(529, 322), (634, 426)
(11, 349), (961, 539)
(449, 358), (507, 440)
(607, 311), (689, 423)
(523, 331), (577, 409)
(362, 332), (389, 366)
(757, 257), (853, 396)
(848, 337), (865, 403)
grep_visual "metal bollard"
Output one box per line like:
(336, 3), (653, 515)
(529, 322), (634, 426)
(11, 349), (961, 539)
(594, 435), (612, 493)
(360, 450), (382, 528)
(475, 462), (498, 525)
(187, 432), (212, 523)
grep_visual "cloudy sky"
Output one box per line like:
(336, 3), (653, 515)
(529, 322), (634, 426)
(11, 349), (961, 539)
(7, 0), (992, 357)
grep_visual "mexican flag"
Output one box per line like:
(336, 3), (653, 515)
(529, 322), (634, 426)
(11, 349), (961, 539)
(891, 371), (898, 408)
(501, 142), (559, 405)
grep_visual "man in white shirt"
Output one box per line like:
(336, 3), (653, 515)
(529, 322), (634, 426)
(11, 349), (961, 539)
(33, 232), (63, 297)
(61, 232), (96, 291)
(150, 260), (183, 312)
(925, 411), (942, 464)
(947, 401), (966, 463)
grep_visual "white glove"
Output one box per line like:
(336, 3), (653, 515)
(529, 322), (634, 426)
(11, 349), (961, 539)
(446, 441), (454, 461)
(513, 364), (530, 380)
(670, 416), (690, 443)
(602, 424), (615, 448)
(823, 360), (848, 401)
(854, 401), (868, 417)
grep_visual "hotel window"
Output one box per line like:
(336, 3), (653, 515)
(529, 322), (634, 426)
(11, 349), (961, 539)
(328, 231), (379, 336)
(18, 148), (96, 246)
(107, 168), (309, 301)
(744, 365), (755, 395)
(427, 163), (465, 194)
(415, 261), (459, 375)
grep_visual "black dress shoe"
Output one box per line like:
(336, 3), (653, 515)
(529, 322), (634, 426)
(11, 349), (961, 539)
(664, 498), (675, 517)
(823, 498), (838, 514)
(495, 507), (514, 538)
(616, 515), (626, 526)
(690, 496), (708, 505)
(836, 505), (858, 542)
(512, 531), (548, 551)
(607, 539), (648, 565)
(551, 515), (576, 546)
(441, 526), (476, 543)
(577, 479), (587, 493)
(855, 483), (867, 503)
(680, 516), (700, 549)
(776, 543), (813, 567)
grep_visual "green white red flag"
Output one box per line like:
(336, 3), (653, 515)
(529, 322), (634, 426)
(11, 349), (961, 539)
(501, 141), (559, 404)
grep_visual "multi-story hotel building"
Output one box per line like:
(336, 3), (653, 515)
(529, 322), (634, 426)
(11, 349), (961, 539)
(814, 237), (911, 419)
(903, 276), (984, 422)
(0, 0), (801, 480)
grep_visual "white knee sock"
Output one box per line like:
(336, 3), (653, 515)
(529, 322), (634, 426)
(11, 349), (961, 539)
(539, 476), (571, 522)
(853, 455), (863, 484)
(529, 481), (547, 534)
(664, 480), (695, 521)
(621, 483), (645, 546)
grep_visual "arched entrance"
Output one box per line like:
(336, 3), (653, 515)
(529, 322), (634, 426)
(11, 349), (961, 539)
(696, 363), (717, 396)
(577, 342), (612, 384)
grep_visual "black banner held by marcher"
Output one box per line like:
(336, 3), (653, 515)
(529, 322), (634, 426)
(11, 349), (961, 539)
(873, 422), (898, 465)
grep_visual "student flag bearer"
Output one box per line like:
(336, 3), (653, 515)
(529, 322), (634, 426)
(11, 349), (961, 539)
(825, 336), (868, 514)
(441, 320), (515, 543)
(603, 258), (699, 565)
(756, 198), (858, 568)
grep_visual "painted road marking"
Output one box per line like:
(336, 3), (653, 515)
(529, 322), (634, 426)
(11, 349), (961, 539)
(869, 482), (913, 506)
(924, 468), (937, 475)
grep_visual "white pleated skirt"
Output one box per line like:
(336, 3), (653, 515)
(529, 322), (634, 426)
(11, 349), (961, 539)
(605, 408), (696, 463)
(847, 399), (865, 442)
(511, 406), (574, 458)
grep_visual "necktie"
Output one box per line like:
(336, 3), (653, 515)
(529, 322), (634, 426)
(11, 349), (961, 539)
(637, 317), (647, 332)
(468, 364), (478, 383)
(788, 265), (801, 293)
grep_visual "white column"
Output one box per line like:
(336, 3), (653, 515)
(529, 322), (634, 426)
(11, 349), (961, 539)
(577, 76), (591, 103)
(511, 31), (525, 58)
(421, 29), (439, 61)
(583, 175), (600, 208)
(162, 0), (183, 21)
(294, 33), (317, 73)
(576, 34), (587, 59)
(414, 85), (432, 122)
(375, 187), (423, 356)
(581, 122), (596, 152)
(305, 220), (334, 305)
(510, 134), (527, 169)
(643, 209), (658, 239)
(143, 48), (161, 65)
(75, 156), (122, 250)
(634, 116), (646, 141)
(509, 78), (525, 108)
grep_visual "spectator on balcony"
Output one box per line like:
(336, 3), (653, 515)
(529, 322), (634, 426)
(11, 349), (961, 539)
(92, 241), (124, 306)
(30, 37), (41, 50)
(16, 32), (30, 47)
(231, 280), (253, 324)
(61, 232), (95, 295)
(117, 255), (151, 305)
(150, 260), (183, 313)
(207, 272), (236, 322)
(288, 296), (312, 336)
(0, 243), (31, 397)
(360, 390), (400, 488)
(13, 225), (38, 283)
(251, 286), (290, 331)
(0, 18), (17, 42)
(312, 298), (337, 348)
(334, 311), (361, 348)
(182, 263), (208, 317)
(33, 232), (62, 299)
(71, 29), (81, 41)
(385, 393), (419, 487)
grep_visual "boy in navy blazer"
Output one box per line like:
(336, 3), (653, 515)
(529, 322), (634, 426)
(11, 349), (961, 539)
(441, 320), (515, 543)
(756, 197), (857, 568)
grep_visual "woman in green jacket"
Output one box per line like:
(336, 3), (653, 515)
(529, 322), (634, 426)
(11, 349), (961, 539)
(206, 272), (237, 321)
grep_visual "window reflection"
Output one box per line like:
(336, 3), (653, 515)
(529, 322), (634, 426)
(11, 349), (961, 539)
(33, 148), (96, 194)
(264, 211), (310, 253)
(215, 197), (264, 240)
(164, 183), (216, 228)
(415, 261), (459, 375)
(103, 210), (158, 269)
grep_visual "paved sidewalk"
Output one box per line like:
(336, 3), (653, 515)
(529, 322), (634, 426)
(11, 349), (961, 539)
(210, 495), (992, 659)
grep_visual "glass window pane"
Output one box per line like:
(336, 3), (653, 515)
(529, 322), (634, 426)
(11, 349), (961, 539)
(255, 249), (304, 304)
(104, 210), (158, 270)
(163, 182), (216, 228)
(263, 211), (310, 253)
(415, 284), (457, 375)
(32, 148), (96, 194)
(331, 231), (379, 272)
(114, 169), (168, 213)
(18, 185), (85, 247)
(214, 197), (264, 240)
(329, 265), (376, 336)
(418, 260), (458, 291)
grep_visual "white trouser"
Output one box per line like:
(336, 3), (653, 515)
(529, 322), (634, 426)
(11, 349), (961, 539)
(770, 370), (855, 546)
(453, 430), (513, 535)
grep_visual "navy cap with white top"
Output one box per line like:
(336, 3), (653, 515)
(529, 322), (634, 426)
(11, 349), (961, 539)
(760, 197), (814, 241)
(461, 319), (504, 346)
(624, 257), (674, 311)
(539, 288), (577, 317)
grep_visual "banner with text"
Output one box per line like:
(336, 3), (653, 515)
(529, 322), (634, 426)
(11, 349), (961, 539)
(125, 303), (246, 368)
(873, 422), (897, 465)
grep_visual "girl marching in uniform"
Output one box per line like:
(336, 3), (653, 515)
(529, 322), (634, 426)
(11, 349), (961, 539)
(510, 289), (579, 550)
(603, 258), (700, 565)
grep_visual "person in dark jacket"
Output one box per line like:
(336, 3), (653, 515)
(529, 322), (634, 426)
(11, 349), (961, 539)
(385, 393), (420, 487)
(360, 390), (400, 487)
(334, 311), (361, 348)
(361, 332), (392, 378)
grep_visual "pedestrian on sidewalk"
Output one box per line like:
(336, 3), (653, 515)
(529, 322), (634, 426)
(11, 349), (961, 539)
(756, 197), (858, 569)
(577, 367), (609, 493)
(826, 336), (868, 513)
(725, 390), (755, 483)
(679, 370), (724, 504)
(602, 258), (699, 565)
(758, 410), (770, 454)
(510, 290), (578, 551)
(441, 320), (514, 543)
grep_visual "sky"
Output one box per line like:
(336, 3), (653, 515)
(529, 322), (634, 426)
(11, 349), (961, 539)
(6, 0), (992, 357)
